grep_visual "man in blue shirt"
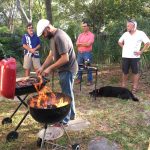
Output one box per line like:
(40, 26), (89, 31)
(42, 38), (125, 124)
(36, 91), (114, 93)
(22, 23), (41, 76)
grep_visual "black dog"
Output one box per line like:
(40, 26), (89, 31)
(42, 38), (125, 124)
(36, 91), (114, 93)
(89, 86), (139, 101)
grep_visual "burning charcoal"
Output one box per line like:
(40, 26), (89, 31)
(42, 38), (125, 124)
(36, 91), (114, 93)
(47, 104), (57, 109)
(33, 105), (38, 109)
(51, 105), (57, 109)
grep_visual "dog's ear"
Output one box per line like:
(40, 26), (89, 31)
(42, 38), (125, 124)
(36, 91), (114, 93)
(98, 88), (103, 95)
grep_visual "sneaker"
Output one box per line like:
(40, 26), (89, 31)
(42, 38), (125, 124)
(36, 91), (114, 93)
(60, 121), (68, 127)
(70, 115), (75, 120)
(87, 81), (93, 86)
(75, 79), (81, 84)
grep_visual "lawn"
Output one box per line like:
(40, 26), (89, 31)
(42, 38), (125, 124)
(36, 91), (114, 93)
(0, 64), (150, 150)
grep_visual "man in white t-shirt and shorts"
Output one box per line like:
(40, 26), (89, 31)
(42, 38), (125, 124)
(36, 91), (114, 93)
(118, 19), (150, 93)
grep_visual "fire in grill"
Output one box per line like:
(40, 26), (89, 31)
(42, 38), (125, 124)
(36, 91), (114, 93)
(27, 85), (71, 124)
(27, 85), (80, 150)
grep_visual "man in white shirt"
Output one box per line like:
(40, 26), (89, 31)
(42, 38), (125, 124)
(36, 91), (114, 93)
(118, 19), (150, 93)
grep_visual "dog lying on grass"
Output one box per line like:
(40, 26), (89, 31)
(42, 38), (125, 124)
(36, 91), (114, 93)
(89, 86), (139, 101)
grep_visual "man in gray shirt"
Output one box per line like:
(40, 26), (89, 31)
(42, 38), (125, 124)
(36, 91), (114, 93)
(36, 19), (78, 124)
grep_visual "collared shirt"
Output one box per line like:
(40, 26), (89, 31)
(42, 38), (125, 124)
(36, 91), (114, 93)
(119, 30), (150, 58)
(22, 33), (40, 58)
(76, 31), (94, 52)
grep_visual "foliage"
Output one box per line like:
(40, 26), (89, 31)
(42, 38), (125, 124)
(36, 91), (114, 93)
(0, 0), (150, 65)
(0, 26), (23, 64)
(39, 38), (50, 64)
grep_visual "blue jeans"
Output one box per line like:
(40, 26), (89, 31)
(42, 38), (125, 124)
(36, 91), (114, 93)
(59, 71), (76, 123)
(77, 51), (93, 82)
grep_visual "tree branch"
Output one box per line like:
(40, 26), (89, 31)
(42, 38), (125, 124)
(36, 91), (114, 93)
(16, 0), (31, 23)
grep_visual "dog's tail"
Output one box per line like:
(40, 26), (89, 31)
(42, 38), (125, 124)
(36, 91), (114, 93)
(130, 93), (139, 102)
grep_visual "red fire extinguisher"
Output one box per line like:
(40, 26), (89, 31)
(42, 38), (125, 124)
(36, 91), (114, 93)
(0, 57), (16, 99)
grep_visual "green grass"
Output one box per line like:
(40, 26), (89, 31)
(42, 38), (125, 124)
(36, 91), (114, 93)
(0, 65), (150, 150)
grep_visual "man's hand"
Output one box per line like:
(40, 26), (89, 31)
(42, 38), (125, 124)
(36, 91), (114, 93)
(30, 48), (36, 53)
(42, 67), (52, 77)
(134, 51), (142, 56)
(36, 66), (44, 75)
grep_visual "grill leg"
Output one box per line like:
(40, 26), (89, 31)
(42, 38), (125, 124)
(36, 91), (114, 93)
(40, 124), (47, 150)
(2, 95), (28, 125)
(80, 72), (82, 91)
(61, 124), (80, 150)
(6, 111), (29, 142)
(61, 124), (72, 144)
(94, 70), (98, 100)
(10, 95), (28, 118)
(14, 110), (29, 131)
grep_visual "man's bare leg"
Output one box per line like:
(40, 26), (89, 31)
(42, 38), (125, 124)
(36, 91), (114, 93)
(122, 73), (128, 87)
(132, 73), (140, 90)
(25, 69), (30, 77)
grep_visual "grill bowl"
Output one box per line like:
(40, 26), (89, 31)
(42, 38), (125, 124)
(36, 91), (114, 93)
(27, 92), (71, 124)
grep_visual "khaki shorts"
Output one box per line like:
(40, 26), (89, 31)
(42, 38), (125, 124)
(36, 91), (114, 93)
(23, 55), (41, 70)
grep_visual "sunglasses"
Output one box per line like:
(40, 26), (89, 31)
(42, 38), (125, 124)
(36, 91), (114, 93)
(28, 27), (33, 29)
(82, 26), (88, 27)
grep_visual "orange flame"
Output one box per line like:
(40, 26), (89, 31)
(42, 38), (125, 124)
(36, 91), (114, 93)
(29, 76), (69, 109)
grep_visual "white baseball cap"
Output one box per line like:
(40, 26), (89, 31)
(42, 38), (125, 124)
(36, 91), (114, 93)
(37, 19), (50, 37)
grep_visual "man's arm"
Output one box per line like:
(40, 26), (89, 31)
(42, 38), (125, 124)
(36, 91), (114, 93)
(134, 42), (150, 56)
(41, 50), (54, 70)
(135, 32), (150, 56)
(76, 33), (94, 47)
(23, 44), (35, 53)
(44, 53), (69, 73)
(118, 41), (124, 48)
(76, 42), (93, 47)
(23, 44), (40, 54)
(33, 44), (40, 51)
(41, 53), (69, 76)
(141, 42), (150, 53)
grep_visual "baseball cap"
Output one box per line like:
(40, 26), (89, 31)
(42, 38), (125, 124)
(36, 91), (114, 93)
(37, 19), (50, 37)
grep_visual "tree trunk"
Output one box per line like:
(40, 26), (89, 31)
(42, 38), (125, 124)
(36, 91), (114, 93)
(8, 1), (15, 33)
(17, 0), (32, 23)
(44, 0), (53, 24)
(28, 0), (33, 22)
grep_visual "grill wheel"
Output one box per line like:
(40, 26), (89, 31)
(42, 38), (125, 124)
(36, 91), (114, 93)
(2, 117), (12, 125)
(6, 131), (18, 142)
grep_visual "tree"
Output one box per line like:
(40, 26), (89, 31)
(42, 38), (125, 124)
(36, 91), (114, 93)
(17, 0), (33, 23)
(45, 0), (53, 23)
(0, 0), (17, 33)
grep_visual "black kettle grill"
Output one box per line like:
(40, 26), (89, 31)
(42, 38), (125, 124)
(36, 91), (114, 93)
(28, 92), (71, 124)
(2, 76), (50, 142)
(27, 92), (80, 150)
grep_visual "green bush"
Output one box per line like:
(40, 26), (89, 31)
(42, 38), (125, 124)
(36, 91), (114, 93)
(0, 26), (23, 64)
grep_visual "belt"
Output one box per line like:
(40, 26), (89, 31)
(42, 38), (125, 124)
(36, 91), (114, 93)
(78, 51), (92, 53)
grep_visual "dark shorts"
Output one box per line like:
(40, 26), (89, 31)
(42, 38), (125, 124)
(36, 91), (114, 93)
(122, 58), (140, 74)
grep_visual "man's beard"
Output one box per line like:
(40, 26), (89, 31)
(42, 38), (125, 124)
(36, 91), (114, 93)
(46, 32), (54, 40)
